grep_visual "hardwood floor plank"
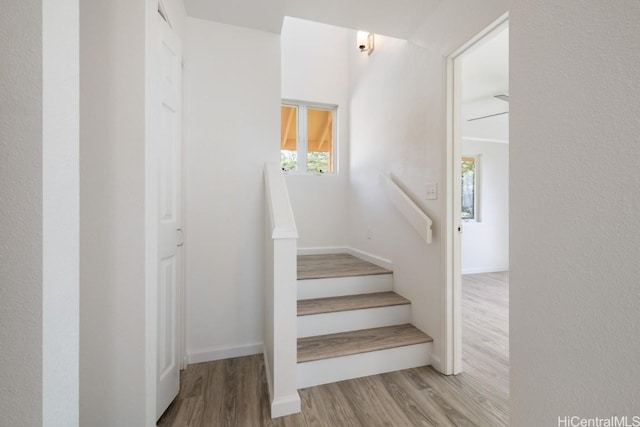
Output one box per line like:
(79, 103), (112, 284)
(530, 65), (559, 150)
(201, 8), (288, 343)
(180, 362), (206, 399)
(297, 324), (432, 363)
(299, 382), (361, 427)
(338, 376), (416, 426)
(157, 363), (207, 425)
(156, 396), (180, 425)
(196, 358), (224, 427)
(378, 371), (451, 427)
(218, 357), (241, 426)
(170, 397), (204, 427)
(298, 254), (391, 280)
(236, 354), (262, 425)
(297, 291), (409, 316)
(405, 368), (485, 426)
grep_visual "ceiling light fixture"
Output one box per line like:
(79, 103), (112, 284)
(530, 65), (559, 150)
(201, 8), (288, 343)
(357, 31), (375, 55)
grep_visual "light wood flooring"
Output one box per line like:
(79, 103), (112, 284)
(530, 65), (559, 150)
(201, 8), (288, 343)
(297, 254), (391, 280)
(157, 272), (509, 426)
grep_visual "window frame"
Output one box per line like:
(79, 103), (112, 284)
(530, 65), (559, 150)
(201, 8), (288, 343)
(281, 99), (338, 175)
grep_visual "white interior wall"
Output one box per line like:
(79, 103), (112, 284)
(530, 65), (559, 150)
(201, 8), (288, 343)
(184, 17), (280, 362)
(346, 1), (507, 371)
(1, 1), (80, 426)
(348, 35), (446, 368)
(461, 140), (508, 274)
(1, 2), (45, 425)
(80, 1), (157, 425)
(281, 17), (350, 248)
(510, 1), (640, 424)
(43, 0), (80, 425)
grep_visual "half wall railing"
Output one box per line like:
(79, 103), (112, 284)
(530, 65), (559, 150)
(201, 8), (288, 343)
(263, 162), (300, 418)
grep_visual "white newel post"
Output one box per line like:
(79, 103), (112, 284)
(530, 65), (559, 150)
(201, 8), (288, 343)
(264, 163), (301, 418)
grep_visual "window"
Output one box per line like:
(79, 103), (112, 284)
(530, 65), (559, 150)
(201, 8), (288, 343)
(461, 156), (479, 221)
(281, 101), (336, 174)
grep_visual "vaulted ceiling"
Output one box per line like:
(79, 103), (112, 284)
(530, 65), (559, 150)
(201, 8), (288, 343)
(184, 0), (443, 39)
(183, 0), (508, 56)
(184, 0), (509, 140)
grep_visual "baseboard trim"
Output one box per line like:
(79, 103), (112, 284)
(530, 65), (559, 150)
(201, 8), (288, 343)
(430, 354), (444, 374)
(271, 393), (302, 418)
(263, 350), (301, 418)
(187, 342), (263, 364)
(462, 267), (509, 275)
(297, 246), (348, 255)
(346, 247), (393, 271)
(263, 350), (274, 400)
(297, 246), (393, 271)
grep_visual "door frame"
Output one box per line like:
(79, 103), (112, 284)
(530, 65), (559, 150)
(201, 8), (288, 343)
(443, 12), (509, 375)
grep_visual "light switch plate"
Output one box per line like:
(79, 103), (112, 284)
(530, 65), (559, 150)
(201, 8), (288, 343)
(426, 182), (437, 200)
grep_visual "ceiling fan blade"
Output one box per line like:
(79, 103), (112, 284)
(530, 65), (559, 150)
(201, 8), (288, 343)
(467, 111), (509, 122)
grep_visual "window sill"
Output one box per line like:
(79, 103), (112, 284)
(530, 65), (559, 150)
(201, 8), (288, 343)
(282, 171), (337, 177)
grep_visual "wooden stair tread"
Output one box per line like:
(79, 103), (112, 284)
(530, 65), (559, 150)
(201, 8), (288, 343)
(297, 324), (432, 363)
(298, 253), (391, 280)
(298, 291), (409, 316)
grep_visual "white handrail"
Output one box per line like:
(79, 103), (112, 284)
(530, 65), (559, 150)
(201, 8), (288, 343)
(263, 162), (301, 418)
(383, 172), (433, 244)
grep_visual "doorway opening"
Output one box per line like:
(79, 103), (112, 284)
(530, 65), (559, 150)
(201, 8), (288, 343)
(445, 13), (509, 377)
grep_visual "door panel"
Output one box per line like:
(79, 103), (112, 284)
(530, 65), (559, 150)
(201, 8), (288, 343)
(156, 12), (182, 420)
(158, 256), (177, 378)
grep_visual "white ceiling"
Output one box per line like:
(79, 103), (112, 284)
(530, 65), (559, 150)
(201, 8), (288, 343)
(282, 0), (443, 39)
(183, 0), (508, 54)
(184, 0), (443, 39)
(461, 27), (509, 142)
(184, 0), (285, 33)
(461, 27), (509, 104)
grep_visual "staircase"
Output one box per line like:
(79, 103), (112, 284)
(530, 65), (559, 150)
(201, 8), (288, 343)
(296, 253), (433, 389)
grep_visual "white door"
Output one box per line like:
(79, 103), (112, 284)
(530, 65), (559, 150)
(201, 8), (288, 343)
(156, 12), (182, 419)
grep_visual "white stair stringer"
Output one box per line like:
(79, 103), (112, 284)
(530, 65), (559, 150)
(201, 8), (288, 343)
(297, 305), (411, 338)
(297, 342), (432, 389)
(297, 274), (392, 300)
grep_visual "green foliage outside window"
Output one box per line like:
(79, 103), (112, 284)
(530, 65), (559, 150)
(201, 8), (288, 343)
(461, 158), (476, 220)
(307, 151), (329, 173)
(281, 150), (297, 172)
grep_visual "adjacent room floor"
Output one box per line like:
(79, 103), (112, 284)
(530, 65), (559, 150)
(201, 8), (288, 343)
(158, 272), (509, 426)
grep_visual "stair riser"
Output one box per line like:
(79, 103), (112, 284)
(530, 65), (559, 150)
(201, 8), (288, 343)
(297, 305), (411, 338)
(297, 274), (393, 300)
(297, 342), (432, 389)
